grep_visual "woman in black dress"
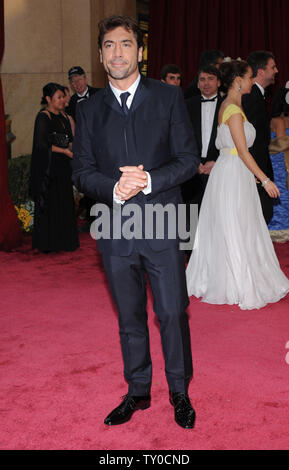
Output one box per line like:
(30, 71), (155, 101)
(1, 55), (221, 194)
(30, 83), (79, 252)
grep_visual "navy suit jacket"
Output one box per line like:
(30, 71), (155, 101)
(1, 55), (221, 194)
(242, 84), (273, 179)
(72, 76), (199, 255)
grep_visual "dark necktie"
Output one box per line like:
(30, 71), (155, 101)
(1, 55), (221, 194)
(201, 95), (217, 103)
(120, 92), (130, 115)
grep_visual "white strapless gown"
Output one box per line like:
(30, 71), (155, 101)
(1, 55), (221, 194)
(186, 120), (289, 310)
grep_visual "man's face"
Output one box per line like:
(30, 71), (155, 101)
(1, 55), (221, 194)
(99, 26), (143, 82)
(163, 73), (181, 86)
(198, 72), (220, 98)
(70, 74), (88, 95)
(262, 58), (278, 87)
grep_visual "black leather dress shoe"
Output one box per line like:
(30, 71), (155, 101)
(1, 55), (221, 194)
(104, 394), (151, 425)
(169, 392), (196, 429)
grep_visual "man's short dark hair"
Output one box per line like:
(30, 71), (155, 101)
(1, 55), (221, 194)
(199, 50), (224, 68)
(247, 51), (275, 78)
(160, 64), (182, 81)
(98, 15), (144, 50)
(197, 65), (221, 81)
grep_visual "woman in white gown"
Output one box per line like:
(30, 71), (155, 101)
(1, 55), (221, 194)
(186, 60), (289, 310)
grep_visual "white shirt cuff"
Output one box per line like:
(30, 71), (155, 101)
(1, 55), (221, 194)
(113, 172), (151, 204)
(113, 182), (125, 205)
(142, 172), (152, 195)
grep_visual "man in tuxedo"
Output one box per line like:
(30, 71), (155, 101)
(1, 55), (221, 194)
(160, 64), (182, 86)
(183, 66), (223, 210)
(184, 49), (224, 100)
(242, 51), (278, 224)
(72, 16), (199, 428)
(67, 66), (101, 232)
(67, 66), (100, 120)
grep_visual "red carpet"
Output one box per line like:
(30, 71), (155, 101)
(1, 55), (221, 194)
(0, 234), (289, 450)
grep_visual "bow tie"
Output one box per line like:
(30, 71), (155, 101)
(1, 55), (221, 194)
(77, 93), (89, 102)
(201, 96), (217, 103)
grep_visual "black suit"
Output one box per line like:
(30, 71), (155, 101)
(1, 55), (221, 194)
(242, 84), (274, 223)
(72, 76), (199, 395)
(182, 94), (223, 208)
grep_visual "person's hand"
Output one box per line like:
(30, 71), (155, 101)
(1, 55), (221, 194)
(202, 161), (215, 175)
(263, 180), (280, 198)
(65, 148), (73, 159)
(198, 163), (204, 174)
(116, 164), (148, 201)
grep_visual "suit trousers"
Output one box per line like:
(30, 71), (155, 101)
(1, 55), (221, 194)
(102, 240), (193, 396)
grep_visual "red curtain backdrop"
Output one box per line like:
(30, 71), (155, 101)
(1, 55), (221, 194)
(0, 0), (21, 250)
(148, 0), (289, 91)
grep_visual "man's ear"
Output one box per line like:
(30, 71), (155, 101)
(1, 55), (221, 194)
(99, 49), (103, 63)
(138, 46), (143, 63)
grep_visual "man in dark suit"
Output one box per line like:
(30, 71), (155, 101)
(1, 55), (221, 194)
(183, 66), (223, 210)
(242, 51), (278, 224)
(72, 16), (199, 429)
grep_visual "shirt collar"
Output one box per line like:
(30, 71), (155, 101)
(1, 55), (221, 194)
(255, 82), (265, 96)
(109, 74), (141, 104)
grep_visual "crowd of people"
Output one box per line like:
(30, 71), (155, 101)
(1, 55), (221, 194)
(30, 47), (289, 254)
(27, 14), (289, 431)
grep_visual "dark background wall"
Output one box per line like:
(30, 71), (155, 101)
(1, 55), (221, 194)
(147, 0), (289, 94)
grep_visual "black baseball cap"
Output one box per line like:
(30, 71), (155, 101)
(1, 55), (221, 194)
(68, 66), (85, 79)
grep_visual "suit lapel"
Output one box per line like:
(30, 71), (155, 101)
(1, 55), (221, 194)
(194, 97), (202, 151)
(207, 95), (222, 154)
(130, 76), (149, 113)
(253, 84), (271, 141)
(103, 85), (123, 116)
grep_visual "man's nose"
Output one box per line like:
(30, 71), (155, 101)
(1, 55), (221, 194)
(114, 42), (122, 56)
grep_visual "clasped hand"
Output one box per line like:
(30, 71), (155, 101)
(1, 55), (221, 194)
(198, 161), (215, 175)
(115, 164), (148, 201)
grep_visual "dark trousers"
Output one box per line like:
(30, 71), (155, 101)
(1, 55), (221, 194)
(102, 241), (193, 396)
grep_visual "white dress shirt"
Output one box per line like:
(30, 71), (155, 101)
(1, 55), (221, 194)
(255, 82), (265, 97)
(110, 75), (152, 204)
(201, 94), (217, 159)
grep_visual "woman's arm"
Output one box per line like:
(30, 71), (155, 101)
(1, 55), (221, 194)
(51, 145), (73, 158)
(228, 113), (280, 198)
